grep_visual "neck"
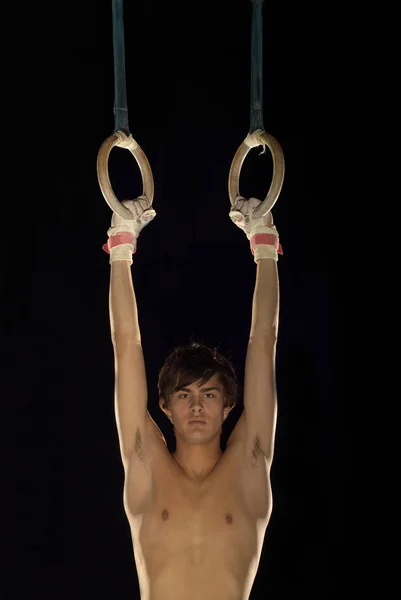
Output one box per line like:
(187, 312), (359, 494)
(173, 443), (222, 482)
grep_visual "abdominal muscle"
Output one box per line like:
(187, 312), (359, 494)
(126, 445), (269, 600)
(130, 511), (261, 600)
(148, 557), (245, 600)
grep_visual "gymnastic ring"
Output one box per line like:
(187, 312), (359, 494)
(97, 130), (154, 220)
(228, 129), (285, 219)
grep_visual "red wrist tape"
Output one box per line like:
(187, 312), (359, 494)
(250, 233), (283, 256)
(102, 232), (136, 255)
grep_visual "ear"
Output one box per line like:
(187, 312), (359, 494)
(160, 398), (173, 422)
(223, 404), (233, 421)
(163, 409), (173, 422)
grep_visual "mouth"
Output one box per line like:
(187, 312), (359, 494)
(189, 421), (205, 425)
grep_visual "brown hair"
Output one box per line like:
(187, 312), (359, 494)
(158, 342), (239, 412)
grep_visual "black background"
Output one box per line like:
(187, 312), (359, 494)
(3, 1), (343, 598)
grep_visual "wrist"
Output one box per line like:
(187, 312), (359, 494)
(109, 244), (136, 264)
(102, 231), (137, 264)
(249, 225), (282, 263)
(253, 245), (279, 262)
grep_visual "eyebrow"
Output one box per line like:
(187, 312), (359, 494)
(178, 387), (220, 393)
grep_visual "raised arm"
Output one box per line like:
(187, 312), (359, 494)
(109, 260), (148, 465)
(229, 198), (282, 465)
(104, 199), (162, 473)
(244, 258), (279, 463)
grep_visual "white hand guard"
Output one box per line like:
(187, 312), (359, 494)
(103, 197), (156, 264)
(229, 197), (282, 262)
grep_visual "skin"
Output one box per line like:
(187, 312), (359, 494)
(161, 373), (233, 482)
(109, 201), (279, 599)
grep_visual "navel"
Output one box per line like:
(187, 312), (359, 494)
(225, 513), (233, 524)
(161, 509), (169, 521)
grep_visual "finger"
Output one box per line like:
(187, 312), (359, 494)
(249, 197), (263, 209)
(119, 200), (139, 218)
(229, 210), (245, 225)
(122, 197), (152, 216)
(232, 196), (246, 212)
(265, 211), (274, 226)
(140, 209), (156, 223)
(120, 200), (143, 219)
(136, 195), (153, 211)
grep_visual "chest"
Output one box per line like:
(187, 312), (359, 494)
(128, 444), (271, 554)
(149, 481), (251, 547)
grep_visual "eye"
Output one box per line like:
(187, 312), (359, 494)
(178, 392), (214, 399)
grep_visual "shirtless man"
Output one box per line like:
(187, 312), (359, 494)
(104, 196), (282, 600)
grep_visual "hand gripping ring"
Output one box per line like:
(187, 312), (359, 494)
(97, 131), (154, 220)
(228, 129), (285, 219)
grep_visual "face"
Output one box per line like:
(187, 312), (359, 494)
(165, 373), (231, 443)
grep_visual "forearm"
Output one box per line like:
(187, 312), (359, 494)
(109, 262), (141, 343)
(249, 260), (279, 340)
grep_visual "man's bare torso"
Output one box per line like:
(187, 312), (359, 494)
(124, 435), (272, 600)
